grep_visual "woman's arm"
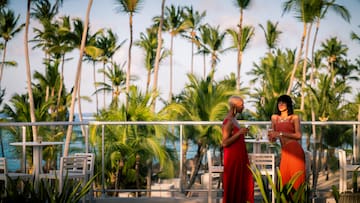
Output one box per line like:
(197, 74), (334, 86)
(222, 120), (247, 148)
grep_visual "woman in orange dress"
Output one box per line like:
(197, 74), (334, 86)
(268, 94), (305, 189)
(222, 96), (254, 203)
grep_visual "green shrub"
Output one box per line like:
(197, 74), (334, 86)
(0, 174), (96, 203)
(250, 164), (311, 203)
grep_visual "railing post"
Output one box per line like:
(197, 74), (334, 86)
(353, 124), (358, 163)
(85, 125), (89, 153)
(22, 126), (26, 173)
(101, 124), (105, 197)
(179, 124), (183, 193)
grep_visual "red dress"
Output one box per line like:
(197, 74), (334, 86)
(274, 118), (305, 189)
(222, 118), (254, 203)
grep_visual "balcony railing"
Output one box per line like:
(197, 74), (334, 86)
(1, 120), (359, 199)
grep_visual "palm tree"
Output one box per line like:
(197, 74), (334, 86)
(0, 8), (25, 85)
(258, 20), (282, 53)
(114, 0), (144, 106)
(96, 29), (126, 109)
(310, 0), (350, 80)
(227, 25), (255, 69)
(163, 5), (187, 102)
(172, 71), (236, 193)
(181, 6), (206, 74)
(318, 37), (348, 87)
(196, 24), (211, 78)
(135, 27), (169, 93)
(95, 62), (126, 109)
(233, 0), (252, 90)
(91, 86), (175, 196)
(282, 0), (316, 96)
(24, 0), (40, 141)
(249, 49), (296, 120)
(64, 0), (93, 157)
(151, 0), (165, 112)
(197, 24), (228, 73)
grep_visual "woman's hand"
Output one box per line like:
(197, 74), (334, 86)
(267, 129), (277, 142)
(239, 127), (249, 135)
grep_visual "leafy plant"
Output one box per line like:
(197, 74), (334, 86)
(0, 174), (96, 203)
(250, 164), (310, 203)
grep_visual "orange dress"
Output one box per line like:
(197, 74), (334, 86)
(274, 117), (305, 189)
(222, 118), (254, 203)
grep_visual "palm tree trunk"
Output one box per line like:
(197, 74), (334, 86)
(287, 22), (307, 95)
(93, 61), (99, 114)
(25, 0), (38, 140)
(300, 23), (312, 111)
(0, 41), (8, 84)
(190, 31), (195, 74)
(135, 154), (141, 197)
(236, 9), (244, 90)
(169, 35), (174, 103)
(56, 54), (65, 120)
(76, 77), (87, 138)
(181, 140), (188, 192)
(186, 144), (205, 197)
(125, 14), (134, 108)
(151, 0), (165, 112)
(64, 0), (93, 156)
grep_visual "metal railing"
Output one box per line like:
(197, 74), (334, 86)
(1, 120), (360, 198)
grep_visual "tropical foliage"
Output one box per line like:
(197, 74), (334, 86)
(0, 0), (359, 198)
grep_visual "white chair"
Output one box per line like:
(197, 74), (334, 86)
(0, 157), (33, 188)
(248, 153), (276, 203)
(39, 156), (87, 193)
(338, 149), (360, 193)
(207, 150), (223, 203)
(74, 153), (95, 198)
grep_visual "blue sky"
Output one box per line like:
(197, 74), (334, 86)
(3, 0), (360, 113)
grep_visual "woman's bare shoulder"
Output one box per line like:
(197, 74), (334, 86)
(271, 114), (278, 120)
(290, 114), (300, 121)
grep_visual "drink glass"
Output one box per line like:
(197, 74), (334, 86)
(267, 128), (275, 142)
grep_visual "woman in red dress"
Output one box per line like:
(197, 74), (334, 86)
(222, 96), (254, 203)
(268, 94), (305, 189)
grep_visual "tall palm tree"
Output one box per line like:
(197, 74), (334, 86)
(114, 0), (144, 106)
(197, 24), (228, 73)
(163, 5), (187, 102)
(318, 37), (348, 87)
(96, 29), (126, 109)
(258, 20), (282, 53)
(196, 24), (211, 78)
(282, 0), (316, 95)
(135, 27), (169, 93)
(0, 8), (25, 85)
(151, 0), (165, 112)
(310, 0), (350, 80)
(64, 0), (93, 157)
(24, 0), (40, 141)
(227, 25), (255, 68)
(181, 6), (206, 74)
(83, 38), (104, 115)
(233, 0), (252, 90)
(95, 62), (126, 109)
